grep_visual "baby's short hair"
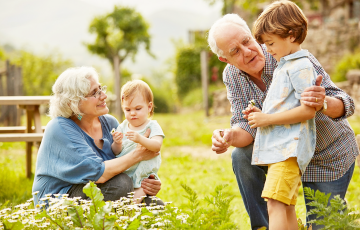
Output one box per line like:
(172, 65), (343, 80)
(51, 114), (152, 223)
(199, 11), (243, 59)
(253, 0), (308, 44)
(121, 79), (154, 117)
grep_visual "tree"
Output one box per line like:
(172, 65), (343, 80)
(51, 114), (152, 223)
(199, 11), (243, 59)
(11, 49), (72, 96)
(85, 6), (154, 119)
(205, 0), (268, 14)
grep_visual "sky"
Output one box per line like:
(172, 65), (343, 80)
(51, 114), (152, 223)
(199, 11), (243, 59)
(0, 0), (222, 79)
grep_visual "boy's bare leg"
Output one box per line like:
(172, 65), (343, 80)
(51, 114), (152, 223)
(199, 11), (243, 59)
(268, 199), (288, 230)
(134, 187), (147, 204)
(286, 205), (298, 230)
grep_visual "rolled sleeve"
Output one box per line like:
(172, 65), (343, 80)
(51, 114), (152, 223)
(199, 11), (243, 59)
(308, 53), (355, 120)
(323, 74), (355, 121)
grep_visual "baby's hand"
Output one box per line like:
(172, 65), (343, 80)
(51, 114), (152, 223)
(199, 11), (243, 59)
(112, 131), (123, 145)
(125, 131), (141, 143)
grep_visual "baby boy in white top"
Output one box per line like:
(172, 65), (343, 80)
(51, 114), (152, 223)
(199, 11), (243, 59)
(111, 80), (164, 204)
(243, 1), (318, 230)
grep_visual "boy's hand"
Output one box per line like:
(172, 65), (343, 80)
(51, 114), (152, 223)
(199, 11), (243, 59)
(112, 131), (123, 145)
(126, 131), (141, 143)
(248, 112), (269, 128)
(242, 104), (261, 119)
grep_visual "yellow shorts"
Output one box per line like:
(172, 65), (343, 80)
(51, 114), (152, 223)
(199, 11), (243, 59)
(262, 157), (302, 206)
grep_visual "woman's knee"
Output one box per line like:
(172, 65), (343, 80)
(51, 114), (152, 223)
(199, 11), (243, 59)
(98, 173), (134, 201)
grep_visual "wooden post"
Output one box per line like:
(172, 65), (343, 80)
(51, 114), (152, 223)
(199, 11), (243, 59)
(15, 66), (23, 125)
(113, 55), (122, 120)
(26, 108), (34, 178)
(201, 50), (209, 117)
(6, 60), (17, 126)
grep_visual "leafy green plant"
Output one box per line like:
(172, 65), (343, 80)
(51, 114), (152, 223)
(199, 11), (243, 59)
(331, 50), (360, 82)
(0, 181), (238, 229)
(304, 187), (360, 229)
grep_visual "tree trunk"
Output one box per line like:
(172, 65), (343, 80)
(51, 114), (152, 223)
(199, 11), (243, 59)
(113, 55), (122, 120)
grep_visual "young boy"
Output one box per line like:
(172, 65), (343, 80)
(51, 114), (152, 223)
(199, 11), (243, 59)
(246, 1), (317, 229)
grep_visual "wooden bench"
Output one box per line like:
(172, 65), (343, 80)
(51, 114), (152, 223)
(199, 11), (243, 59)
(0, 126), (46, 134)
(0, 96), (52, 178)
(0, 133), (44, 142)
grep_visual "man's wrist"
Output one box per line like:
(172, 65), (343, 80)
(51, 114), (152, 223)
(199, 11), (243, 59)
(319, 98), (328, 113)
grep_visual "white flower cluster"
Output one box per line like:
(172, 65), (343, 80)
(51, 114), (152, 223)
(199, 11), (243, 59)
(0, 192), (188, 230)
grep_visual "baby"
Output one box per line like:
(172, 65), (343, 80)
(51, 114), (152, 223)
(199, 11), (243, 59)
(111, 79), (164, 203)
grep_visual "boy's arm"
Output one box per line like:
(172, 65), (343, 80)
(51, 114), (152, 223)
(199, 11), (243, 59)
(248, 102), (316, 128)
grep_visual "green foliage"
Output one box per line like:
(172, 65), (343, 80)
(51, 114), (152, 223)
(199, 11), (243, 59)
(0, 47), (5, 60)
(304, 187), (360, 229)
(175, 45), (201, 98)
(0, 181), (238, 229)
(174, 41), (226, 100)
(11, 50), (72, 96)
(145, 80), (171, 113)
(205, 0), (268, 14)
(85, 5), (153, 65)
(0, 152), (34, 205)
(332, 50), (360, 82)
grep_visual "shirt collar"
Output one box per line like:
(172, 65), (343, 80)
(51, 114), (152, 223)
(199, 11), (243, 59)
(281, 49), (309, 62)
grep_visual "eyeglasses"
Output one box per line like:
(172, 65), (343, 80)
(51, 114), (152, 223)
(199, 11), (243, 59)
(86, 85), (107, 99)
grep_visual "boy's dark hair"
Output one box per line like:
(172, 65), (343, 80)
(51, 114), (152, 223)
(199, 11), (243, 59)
(253, 0), (308, 44)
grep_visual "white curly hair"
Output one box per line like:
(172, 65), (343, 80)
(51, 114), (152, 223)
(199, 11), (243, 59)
(49, 66), (99, 119)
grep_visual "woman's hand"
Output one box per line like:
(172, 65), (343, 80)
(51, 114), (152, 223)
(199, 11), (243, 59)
(141, 174), (161, 196)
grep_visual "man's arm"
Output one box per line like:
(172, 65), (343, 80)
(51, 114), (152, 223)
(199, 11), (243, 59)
(301, 72), (354, 119)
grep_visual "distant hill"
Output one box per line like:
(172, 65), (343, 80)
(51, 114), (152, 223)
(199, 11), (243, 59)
(0, 0), (221, 77)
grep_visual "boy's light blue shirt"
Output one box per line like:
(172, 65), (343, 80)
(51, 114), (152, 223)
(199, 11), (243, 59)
(252, 50), (317, 174)
(32, 114), (119, 204)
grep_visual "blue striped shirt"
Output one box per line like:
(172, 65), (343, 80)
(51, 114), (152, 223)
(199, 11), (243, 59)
(224, 45), (359, 182)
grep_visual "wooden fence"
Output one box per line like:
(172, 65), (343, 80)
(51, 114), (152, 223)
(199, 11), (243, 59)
(0, 60), (23, 126)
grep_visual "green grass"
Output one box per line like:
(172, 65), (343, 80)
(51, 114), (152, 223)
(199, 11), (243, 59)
(1, 112), (360, 229)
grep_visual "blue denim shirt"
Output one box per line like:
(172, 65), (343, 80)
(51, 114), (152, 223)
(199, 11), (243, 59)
(32, 114), (119, 204)
(252, 50), (317, 174)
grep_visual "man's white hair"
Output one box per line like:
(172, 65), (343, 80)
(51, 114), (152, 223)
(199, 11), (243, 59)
(49, 66), (99, 119)
(208, 14), (251, 58)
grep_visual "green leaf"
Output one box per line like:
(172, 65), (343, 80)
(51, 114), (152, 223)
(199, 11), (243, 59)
(127, 218), (141, 230)
(67, 204), (86, 228)
(83, 181), (105, 220)
(3, 220), (24, 230)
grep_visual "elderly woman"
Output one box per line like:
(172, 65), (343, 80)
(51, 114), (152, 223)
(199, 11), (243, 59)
(32, 66), (161, 204)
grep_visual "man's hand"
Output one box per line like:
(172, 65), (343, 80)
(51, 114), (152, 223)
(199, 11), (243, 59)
(301, 75), (325, 111)
(126, 131), (141, 143)
(141, 174), (161, 196)
(248, 112), (269, 128)
(211, 129), (233, 154)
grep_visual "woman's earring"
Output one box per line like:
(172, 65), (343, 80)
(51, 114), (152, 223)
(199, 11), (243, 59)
(77, 114), (82, 121)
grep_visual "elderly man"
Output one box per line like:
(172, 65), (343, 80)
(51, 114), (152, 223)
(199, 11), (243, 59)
(208, 14), (359, 230)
